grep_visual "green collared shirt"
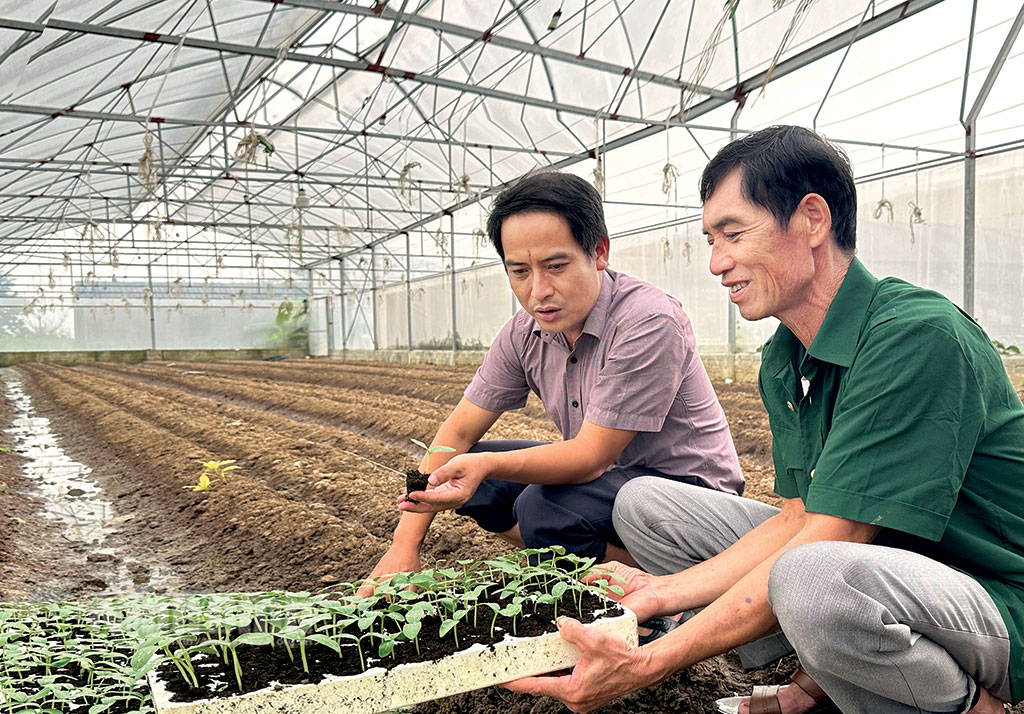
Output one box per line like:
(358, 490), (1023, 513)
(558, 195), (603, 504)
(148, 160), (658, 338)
(759, 258), (1024, 702)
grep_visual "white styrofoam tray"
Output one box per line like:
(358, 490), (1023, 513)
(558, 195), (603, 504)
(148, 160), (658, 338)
(149, 606), (637, 714)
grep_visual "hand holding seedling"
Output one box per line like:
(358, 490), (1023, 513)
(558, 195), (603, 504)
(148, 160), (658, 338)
(399, 452), (489, 513)
(503, 615), (652, 713)
(584, 561), (668, 625)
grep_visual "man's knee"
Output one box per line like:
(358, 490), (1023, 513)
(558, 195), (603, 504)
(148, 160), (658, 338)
(611, 476), (662, 533)
(768, 542), (880, 664)
(514, 485), (607, 559)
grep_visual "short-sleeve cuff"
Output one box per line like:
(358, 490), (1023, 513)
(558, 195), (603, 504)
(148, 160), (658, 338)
(463, 382), (528, 413)
(585, 404), (666, 432)
(805, 484), (949, 541)
(773, 475), (800, 499)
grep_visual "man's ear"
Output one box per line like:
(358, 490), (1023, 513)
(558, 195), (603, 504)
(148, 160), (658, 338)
(595, 236), (610, 271)
(798, 193), (833, 249)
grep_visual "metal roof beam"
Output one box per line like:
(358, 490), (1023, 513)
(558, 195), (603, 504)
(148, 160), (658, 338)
(328, 0), (949, 262)
(0, 102), (576, 157)
(262, 0), (731, 100)
(20, 17), (662, 124)
(0, 214), (395, 233)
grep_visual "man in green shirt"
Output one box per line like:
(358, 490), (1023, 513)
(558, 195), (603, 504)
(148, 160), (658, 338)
(504, 125), (1023, 714)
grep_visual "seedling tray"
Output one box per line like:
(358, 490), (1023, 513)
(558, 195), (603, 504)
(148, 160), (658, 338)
(148, 606), (637, 714)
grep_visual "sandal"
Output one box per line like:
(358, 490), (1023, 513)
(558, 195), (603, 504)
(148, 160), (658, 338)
(636, 616), (681, 646)
(715, 665), (839, 714)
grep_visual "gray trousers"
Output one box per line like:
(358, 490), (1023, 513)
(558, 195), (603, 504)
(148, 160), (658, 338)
(613, 477), (1012, 713)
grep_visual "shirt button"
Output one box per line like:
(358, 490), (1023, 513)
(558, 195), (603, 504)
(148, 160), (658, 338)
(810, 468), (815, 479)
(787, 401), (795, 411)
(570, 356), (578, 364)
(571, 400), (579, 408)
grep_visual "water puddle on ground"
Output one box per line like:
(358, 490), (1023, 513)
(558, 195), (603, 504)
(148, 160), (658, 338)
(1, 368), (176, 596)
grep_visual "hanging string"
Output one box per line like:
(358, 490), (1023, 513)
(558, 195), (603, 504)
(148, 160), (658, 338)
(677, 0), (737, 117)
(873, 144), (893, 223)
(592, 113), (605, 198)
(761, 0), (817, 96)
(908, 147), (926, 245)
(138, 16), (197, 196)
(661, 122), (680, 197)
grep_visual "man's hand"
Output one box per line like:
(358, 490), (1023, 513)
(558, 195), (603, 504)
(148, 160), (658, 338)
(587, 561), (675, 624)
(503, 616), (657, 713)
(356, 544), (421, 597)
(398, 452), (490, 513)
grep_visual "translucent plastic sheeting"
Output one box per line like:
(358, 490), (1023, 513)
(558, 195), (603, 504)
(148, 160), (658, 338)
(0, 300), (291, 351)
(349, 147), (1023, 355)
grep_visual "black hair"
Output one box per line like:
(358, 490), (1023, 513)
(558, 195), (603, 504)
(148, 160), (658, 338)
(486, 171), (607, 260)
(699, 125), (857, 253)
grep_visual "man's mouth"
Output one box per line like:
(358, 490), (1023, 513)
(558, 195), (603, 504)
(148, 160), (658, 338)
(535, 307), (561, 320)
(729, 281), (749, 294)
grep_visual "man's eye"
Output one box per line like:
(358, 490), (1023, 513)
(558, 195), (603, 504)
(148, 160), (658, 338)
(511, 269), (528, 276)
(724, 232), (742, 241)
(549, 263), (566, 271)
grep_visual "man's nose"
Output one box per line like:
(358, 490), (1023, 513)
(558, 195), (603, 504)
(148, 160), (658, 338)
(708, 242), (733, 276)
(530, 272), (555, 301)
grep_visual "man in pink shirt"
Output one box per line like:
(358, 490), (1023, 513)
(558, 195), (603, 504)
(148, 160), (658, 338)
(361, 171), (742, 591)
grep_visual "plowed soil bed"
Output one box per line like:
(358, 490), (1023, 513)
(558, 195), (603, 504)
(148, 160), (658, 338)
(5, 359), (1000, 713)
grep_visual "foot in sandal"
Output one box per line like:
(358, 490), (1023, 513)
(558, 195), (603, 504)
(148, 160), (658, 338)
(715, 665), (836, 714)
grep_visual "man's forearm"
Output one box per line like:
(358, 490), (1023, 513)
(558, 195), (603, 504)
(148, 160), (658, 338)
(391, 511), (437, 549)
(479, 437), (623, 486)
(644, 513), (881, 683)
(654, 502), (807, 614)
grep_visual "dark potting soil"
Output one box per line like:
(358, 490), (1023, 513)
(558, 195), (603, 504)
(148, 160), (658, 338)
(156, 590), (625, 702)
(7, 637), (147, 714)
(405, 469), (430, 503)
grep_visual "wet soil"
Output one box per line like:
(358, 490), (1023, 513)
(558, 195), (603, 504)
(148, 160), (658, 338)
(3, 359), (1020, 713)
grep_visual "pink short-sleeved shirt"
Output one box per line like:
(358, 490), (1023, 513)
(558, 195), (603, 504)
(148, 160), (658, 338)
(464, 269), (744, 494)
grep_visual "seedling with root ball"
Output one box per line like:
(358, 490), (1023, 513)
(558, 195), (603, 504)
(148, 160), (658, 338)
(406, 439), (456, 503)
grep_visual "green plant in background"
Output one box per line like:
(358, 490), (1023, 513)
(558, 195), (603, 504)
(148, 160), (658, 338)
(992, 339), (1021, 356)
(410, 439), (456, 473)
(413, 333), (486, 351)
(265, 300), (309, 349)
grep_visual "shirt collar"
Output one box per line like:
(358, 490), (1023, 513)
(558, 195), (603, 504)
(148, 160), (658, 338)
(805, 257), (877, 368)
(533, 269), (615, 345)
(761, 257), (877, 375)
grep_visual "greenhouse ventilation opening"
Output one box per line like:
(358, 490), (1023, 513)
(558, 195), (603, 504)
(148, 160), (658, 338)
(0, 0), (1022, 359)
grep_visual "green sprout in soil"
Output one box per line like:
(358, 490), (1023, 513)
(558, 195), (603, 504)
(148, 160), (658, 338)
(186, 459), (239, 491)
(410, 439), (455, 474)
(0, 548), (626, 711)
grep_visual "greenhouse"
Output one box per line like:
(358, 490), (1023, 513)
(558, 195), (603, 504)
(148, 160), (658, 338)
(1, 1), (1023, 713)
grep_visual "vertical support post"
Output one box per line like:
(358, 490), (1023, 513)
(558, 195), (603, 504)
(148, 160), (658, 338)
(146, 263), (157, 351)
(406, 231), (413, 351)
(963, 126), (976, 315)
(339, 258), (347, 354)
(370, 245), (379, 350)
(727, 101), (744, 354)
(325, 291), (335, 354)
(959, 2), (1024, 316)
(450, 213), (457, 353)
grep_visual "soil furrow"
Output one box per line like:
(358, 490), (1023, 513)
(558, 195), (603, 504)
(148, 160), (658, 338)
(35, 365), (510, 573)
(19, 365), (390, 590)
(86, 362), (560, 444)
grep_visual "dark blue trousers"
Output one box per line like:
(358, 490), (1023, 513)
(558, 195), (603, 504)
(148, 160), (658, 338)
(454, 440), (699, 561)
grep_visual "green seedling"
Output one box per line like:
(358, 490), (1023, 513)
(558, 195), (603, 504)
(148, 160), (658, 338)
(202, 459), (239, 480)
(410, 439), (456, 473)
(0, 549), (621, 709)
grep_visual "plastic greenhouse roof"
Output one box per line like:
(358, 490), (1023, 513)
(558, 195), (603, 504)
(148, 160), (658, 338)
(0, 0), (1022, 286)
